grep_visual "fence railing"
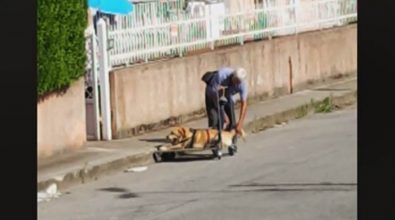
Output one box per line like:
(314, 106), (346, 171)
(104, 0), (357, 67)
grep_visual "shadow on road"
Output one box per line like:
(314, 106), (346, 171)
(97, 182), (357, 200)
(139, 138), (170, 143)
(98, 187), (129, 193)
(98, 187), (140, 199)
(229, 182), (357, 187)
(158, 153), (233, 163)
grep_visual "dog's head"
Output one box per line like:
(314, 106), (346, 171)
(166, 127), (194, 144)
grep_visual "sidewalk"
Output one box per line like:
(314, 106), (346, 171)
(38, 77), (357, 192)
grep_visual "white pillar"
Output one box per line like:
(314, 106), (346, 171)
(294, 0), (300, 34)
(90, 33), (101, 140)
(97, 18), (112, 141)
(205, 5), (214, 50)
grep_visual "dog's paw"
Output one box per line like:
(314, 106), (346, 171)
(158, 145), (170, 151)
(240, 133), (247, 142)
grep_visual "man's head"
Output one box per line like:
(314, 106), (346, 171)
(232, 68), (247, 85)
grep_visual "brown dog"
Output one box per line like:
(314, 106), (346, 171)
(162, 126), (246, 151)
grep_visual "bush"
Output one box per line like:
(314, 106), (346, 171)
(37, 0), (87, 97)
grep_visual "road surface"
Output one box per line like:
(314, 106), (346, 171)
(38, 105), (357, 220)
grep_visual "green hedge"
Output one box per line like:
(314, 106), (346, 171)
(37, 0), (88, 96)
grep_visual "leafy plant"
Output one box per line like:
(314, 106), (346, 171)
(37, 0), (88, 97)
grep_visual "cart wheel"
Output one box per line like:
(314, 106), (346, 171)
(229, 144), (238, 155)
(153, 152), (162, 163)
(212, 149), (222, 160)
(228, 146), (235, 156)
(217, 150), (222, 160)
(162, 152), (176, 161)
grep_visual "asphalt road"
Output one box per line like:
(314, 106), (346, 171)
(38, 105), (357, 220)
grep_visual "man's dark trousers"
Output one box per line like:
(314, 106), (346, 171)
(205, 92), (236, 131)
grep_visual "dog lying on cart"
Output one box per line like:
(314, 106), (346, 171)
(153, 82), (245, 162)
(153, 126), (245, 162)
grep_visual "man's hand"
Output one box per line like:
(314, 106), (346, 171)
(236, 100), (247, 135)
(236, 122), (243, 135)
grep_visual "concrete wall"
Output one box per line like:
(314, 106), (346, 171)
(110, 24), (356, 138)
(37, 77), (87, 159)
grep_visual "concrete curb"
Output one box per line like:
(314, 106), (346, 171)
(37, 90), (356, 193)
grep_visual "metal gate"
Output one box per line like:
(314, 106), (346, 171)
(84, 19), (112, 141)
(84, 30), (101, 141)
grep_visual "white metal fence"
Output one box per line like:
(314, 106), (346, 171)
(103, 0), (356, 67)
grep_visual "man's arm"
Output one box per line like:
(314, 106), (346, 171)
(236, 82), (248, 133)
(236, 100), (247, 132)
